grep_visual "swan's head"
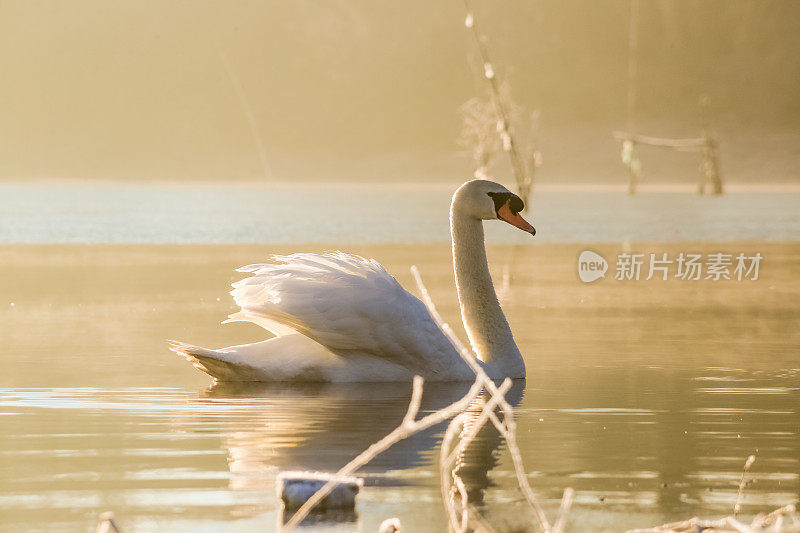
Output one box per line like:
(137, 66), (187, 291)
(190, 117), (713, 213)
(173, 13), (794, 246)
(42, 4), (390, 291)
(452, 179), (535, 236)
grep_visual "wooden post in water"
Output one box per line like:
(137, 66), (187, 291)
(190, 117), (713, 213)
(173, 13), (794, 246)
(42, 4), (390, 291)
(616, 4), (723, 195)
(699, 96), (724, 196)
(699, 137), (723, 195)
(613, 132), (723, 195)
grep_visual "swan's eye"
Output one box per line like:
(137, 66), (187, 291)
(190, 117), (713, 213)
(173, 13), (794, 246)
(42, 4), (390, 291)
(487, 192), (524, 215)
(508, 194), (524, 214)
(487, 192), (510, 216)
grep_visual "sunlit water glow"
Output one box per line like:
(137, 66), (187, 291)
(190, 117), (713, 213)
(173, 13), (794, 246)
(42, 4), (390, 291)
(0, 186), (798, 531)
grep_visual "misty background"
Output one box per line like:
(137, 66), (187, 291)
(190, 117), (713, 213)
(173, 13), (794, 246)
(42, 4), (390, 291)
(1, 0), (798, 184)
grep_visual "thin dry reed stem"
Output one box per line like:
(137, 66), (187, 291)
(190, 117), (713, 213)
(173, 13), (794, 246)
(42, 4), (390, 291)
(734, 454), (756, 517)
(95, 512), (120, 533)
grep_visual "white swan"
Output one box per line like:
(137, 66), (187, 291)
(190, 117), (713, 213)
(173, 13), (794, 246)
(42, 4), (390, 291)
(169, 179), (535, 382)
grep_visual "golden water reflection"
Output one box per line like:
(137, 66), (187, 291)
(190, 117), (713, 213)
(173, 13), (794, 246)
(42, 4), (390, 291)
(0, 243), (798, 531)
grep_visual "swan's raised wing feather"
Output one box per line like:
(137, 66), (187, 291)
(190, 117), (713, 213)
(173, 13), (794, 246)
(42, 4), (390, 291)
(230, 253), (459, 375)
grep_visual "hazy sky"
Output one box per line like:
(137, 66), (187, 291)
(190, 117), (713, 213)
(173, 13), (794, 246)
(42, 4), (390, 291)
(1, 1), (798, 182)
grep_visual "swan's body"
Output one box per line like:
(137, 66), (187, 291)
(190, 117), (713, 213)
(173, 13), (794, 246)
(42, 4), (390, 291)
(170, 179), (535, 382)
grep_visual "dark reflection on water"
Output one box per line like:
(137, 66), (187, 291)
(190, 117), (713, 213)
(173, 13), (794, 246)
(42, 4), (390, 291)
(199, 381), (524, 492)
(196, 381), (525, 527)
(200, 381), (477, 476)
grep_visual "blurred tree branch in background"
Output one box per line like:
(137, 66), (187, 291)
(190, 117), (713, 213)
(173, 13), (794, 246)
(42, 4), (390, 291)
(459, 1), (541, 209)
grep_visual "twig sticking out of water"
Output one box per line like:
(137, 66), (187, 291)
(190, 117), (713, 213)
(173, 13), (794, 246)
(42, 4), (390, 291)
(734, 454), (756, 518)
(625, 455), (798, 533)
(282, 376), (485, 529)
(378, 517), (402, 532)
(411, 266), (570, 532)
(95, 512), (120, 533)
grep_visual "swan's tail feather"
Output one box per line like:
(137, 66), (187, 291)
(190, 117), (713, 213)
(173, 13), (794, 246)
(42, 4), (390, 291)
(168, 340), (220, 359)
(167, 340), (257, 381)
(222, 310), (297, 336)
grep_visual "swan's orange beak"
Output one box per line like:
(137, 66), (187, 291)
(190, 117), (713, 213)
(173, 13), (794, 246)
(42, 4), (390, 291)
(498, 202), (536, 236)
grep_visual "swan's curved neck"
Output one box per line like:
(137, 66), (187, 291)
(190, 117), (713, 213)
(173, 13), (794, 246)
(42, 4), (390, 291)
(450, 203), (525, 377)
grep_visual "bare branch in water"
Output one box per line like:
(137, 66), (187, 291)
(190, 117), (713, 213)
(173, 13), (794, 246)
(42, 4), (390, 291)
(402, 375), (424, 427)
(626, 456), (798, 533)
(282, 375), (485, 529)
(625, 504), (800, 533)
(412, 265), (555, 531)
(553, 488), (575, 533)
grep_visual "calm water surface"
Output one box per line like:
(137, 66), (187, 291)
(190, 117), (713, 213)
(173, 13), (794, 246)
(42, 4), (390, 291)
(1, 243), (797, 531)
(2, 370), (797, 532)
(1, 182), (799, 243)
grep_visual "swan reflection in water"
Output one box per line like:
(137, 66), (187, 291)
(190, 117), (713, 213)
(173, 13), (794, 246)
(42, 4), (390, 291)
(176, 379), (525, 524)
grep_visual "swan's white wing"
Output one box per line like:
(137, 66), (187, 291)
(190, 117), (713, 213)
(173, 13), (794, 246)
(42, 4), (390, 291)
(229, 252), (460, 376)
